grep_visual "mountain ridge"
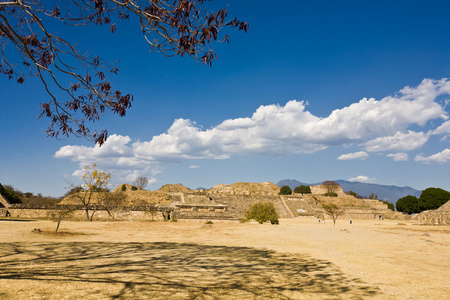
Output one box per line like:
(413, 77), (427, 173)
(276, 179), (422, 204)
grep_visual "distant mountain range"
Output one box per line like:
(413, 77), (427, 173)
(276, 179), (422, 204)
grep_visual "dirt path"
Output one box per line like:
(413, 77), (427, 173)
(0, 218), (448, 299)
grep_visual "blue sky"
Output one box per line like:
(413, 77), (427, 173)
(2, 1), (450, 197)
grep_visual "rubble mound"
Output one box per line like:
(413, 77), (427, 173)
(158, 184), (192, 193)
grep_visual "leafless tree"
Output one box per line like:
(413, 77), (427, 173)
(322, 181), (340, 195)
(47, 206), (74, 233)
(1, 1), (248, 145)
(322, 203), (345, 227)
(133, 176), (149, 190)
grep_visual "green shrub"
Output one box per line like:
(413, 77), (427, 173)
(205, 220), (213, 225)
(324, 192), (338, 197)
(121, 184), (126, 191)
(244, 202), (279, 225)
(347, 190), (360, 198)
(131, 186), (138, 191)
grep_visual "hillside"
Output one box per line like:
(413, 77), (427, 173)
(277, 179), (421, 204)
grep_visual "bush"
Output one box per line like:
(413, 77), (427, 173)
(279, 185), (292, 195)
(121, 184), (126, 191)
(346, 190), (362, 198)
(131, 186), (138, 191)
(244, 202), (279, 225)
(324, 192), (338, 197)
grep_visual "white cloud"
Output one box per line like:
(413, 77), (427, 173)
(431, 120), (450, 135)
(363, 131), (429, 152)
(189, 165), (200, 169)
(348, 175), (376, 183)
(55, 78), (450, 183)
(386, 152), (408, 161)
(55, 134), (161, 185)
(415, 149), (450, 164)
(337, 151), (369, 160)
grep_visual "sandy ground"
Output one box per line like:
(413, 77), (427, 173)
(0, 217), (448, 299)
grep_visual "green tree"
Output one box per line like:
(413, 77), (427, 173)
(322, 203), (345, 226)
(396, 195), (419, 214)
(244, 202), (279, 224)
(381, 200), (395, 211)
(294, 185), (311, 195)
(419, 188), (450, 211)
(0, 183), (22, 204)
(368, 193), (378, 200)
(279, 185), (292, 195)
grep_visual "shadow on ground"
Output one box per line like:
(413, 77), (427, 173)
(0, 242), (378, 299)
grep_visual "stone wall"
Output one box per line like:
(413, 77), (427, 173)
(417, 211), (450, 225)
(4, 205), (168, 221)
(417, 200), (450, 225)
(203, 194), (292, 219)
(174, 204), (235, 220)
(282, 196), (317, 217)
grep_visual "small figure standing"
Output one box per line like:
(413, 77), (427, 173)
(318, 218), (321, 223)
(350, 218), (352, 224)
(322, 218), (325, 224)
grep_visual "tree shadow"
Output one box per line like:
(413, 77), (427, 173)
(0, 242), (378, 299)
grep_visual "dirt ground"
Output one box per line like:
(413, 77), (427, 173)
(0, 217), (448, 299)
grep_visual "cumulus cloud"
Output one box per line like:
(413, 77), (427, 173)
(337, 151), (369, 160)
(131, 79), (449, 160)
(363, 131), (429, 152)
(415, 149), (450, 164)
(386, 152), (408, 161)
(55, 134), (161, 184)
(55, 78), (450, 182)
(348, 175), (376, 183)
(432, 120), (450, 135)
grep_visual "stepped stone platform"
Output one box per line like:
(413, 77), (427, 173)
(2, 182), (404, 222)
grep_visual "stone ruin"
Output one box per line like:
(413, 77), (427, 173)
(417, 200), (450, 225)
(1, 182), (407, 222)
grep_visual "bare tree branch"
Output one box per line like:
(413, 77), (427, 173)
(0, 0), (248, 145)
